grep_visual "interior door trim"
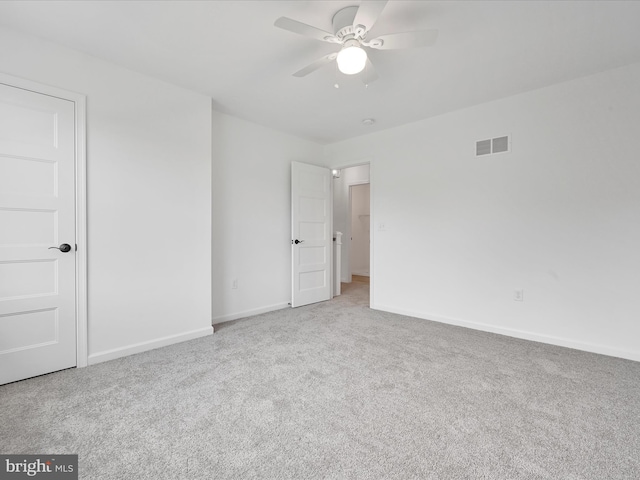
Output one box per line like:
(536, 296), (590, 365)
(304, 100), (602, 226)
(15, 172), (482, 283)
(0, 71), (88, 368)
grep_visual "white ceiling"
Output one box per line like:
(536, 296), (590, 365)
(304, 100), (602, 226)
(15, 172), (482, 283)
(1, 1), (639, 144)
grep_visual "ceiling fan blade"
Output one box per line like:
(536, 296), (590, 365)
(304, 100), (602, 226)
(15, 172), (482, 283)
(366, 30), (438, 50)
(361, 60), (379, 85)
(292, 53), (338, 77)
(353, 0), (388, 32)
(274, 17), (338, 43)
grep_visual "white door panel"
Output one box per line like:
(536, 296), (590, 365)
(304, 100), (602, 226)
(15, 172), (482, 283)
(291, 162), (331, 307)
(0, 83), (76, 385)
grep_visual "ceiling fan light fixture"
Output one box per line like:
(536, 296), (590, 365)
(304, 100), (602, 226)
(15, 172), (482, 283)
(336, 42), (367, 75)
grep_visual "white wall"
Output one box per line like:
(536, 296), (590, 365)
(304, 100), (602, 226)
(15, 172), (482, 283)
(324, 61), (640, 361)
(332, 164), (370, 282)
(350, 184), (370, 276)
(3, 25), (638, 363)
(0, 27), (213, 363)
(211, 111), (323, 323)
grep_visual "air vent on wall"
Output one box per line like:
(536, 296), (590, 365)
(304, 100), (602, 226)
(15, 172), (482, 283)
(476, 135), (510, 156)
(476, 139), (491, 156)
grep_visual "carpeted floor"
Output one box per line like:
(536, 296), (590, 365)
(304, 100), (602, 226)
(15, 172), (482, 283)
(1, 283), (639, 479)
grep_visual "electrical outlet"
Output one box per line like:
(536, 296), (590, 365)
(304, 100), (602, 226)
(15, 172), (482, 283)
(514, 289), (524, 302)
(232, 279), (238, 290)
(378, 222), (386, 231)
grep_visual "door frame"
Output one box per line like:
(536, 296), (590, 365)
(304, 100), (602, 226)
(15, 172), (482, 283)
(0, 72), (88, 368)
(330, 158), (373, 307)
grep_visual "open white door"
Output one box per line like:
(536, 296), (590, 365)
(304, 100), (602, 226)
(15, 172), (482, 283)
(0, 82), (77, 385)
(291, 162), (331, 307)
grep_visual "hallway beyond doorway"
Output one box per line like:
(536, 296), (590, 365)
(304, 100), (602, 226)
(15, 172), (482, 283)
(351, 275), (370, 285)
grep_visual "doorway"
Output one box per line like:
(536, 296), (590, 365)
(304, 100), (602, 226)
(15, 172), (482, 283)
(331, 163), (371, 301)
(0, 73), (87, 385)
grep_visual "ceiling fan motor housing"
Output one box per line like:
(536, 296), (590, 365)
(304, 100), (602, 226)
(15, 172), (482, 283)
(333, 6), (365, 41)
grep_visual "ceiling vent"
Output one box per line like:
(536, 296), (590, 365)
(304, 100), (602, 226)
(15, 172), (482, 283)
(476, 135), (510, 156)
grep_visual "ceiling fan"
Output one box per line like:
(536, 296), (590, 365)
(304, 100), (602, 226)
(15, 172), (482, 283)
(274, 0), (438, 84)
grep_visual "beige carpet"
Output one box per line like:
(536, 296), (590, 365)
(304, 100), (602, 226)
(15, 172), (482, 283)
(1, 284), (639, 479)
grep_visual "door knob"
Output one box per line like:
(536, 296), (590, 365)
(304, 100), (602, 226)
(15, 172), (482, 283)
(49, 243), (72, 253)
(294, 239), (304, 244)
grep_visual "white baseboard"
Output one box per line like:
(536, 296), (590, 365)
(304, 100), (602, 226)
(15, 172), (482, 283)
(212, 302), (289, 325)
(88, 326), (213, 365)
(374, 304), (640, 363)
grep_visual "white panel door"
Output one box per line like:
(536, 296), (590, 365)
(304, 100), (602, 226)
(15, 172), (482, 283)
(0, 82), (76, 385)
(291, 161), (331, 307)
